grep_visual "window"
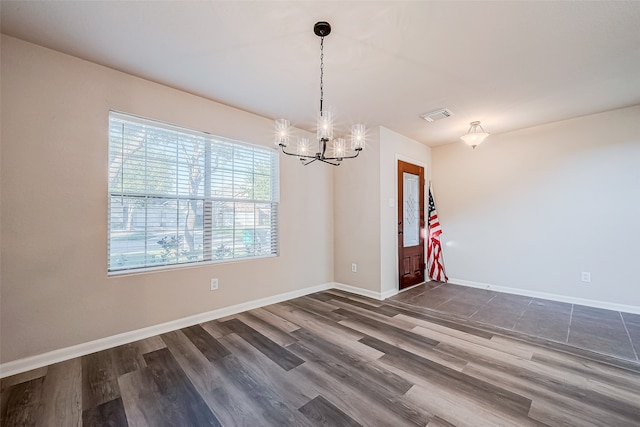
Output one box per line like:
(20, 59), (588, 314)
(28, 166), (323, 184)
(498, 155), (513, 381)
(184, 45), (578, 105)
(108, 111), (279, 273)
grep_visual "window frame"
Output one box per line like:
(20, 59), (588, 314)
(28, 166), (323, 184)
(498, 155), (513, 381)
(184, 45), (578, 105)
(107, 111), (279, 275)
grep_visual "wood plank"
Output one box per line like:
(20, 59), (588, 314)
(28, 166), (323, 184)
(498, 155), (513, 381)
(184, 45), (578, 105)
(492, 348), (640, 414)
(160, 330), (263, 425)
(288, 340), (433, 426)
(458, 351), (640, 422)
(108, 343), (147, 376)
(198, 319), (233, 339)
(143, 348), (221, 426)
(339, 319), (468, 371)
(234, 311), (298, 347)
(37, 358), (82, 427)
(329, 299), (417, 330)
(464, 362), (639, 427)
(326, 293), (400, 317)
(284, 298), (348, 322)
(82, 397), (129, 427)
(324, 290), (383, 307)
(249, 306), (301, 333)
(82, 350), (121, 410)
(298, 395), (362, 427)
(411, 326), (535, 369)
(404, 382), (544, 427)
(385, 302), (496, 339)
(1, 376), (44, 427)
(263, 303), (384, 362)
(395, 313), (532, 360)
(132, 335), (166, 355)
(211, 350), (314, 426)
(182, 324), (231, 362)
(372, 342), (544, 426)
(219, 333), (316, 409)
(264, 303), (362, 342)
(530, 351), (640, 393)
(291, 295), (342, 312)
(221, 318), (304, 371)
(426, 415), (457, 427)
(334, 307), (440, 347)
(360, 335), (534, 417)
(527, 396), (638, 427)
(118, 366), (164, 427)
(288, 362), (414, 426)
(491, 333), (640, 372)
(305, 292), (335, 302)
(291, 327), (412, 395)
(335, 308), (469, 371)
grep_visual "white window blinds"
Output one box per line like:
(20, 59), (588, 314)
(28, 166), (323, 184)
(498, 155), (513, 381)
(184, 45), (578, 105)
(108, 111), (279, 273)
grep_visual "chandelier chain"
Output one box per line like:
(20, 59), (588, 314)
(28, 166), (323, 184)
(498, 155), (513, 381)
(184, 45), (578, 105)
(319, 36), (324, 113)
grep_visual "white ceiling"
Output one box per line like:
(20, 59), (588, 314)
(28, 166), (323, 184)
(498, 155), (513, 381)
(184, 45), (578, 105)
(2, 1), (639, 146)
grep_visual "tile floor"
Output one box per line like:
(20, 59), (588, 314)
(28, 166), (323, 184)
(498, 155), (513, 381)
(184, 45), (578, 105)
(389, 281), (640, 362)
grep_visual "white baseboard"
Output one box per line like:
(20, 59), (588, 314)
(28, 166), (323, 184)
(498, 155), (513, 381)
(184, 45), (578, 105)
(381, 288), (399, 300)
(332, 282), (390, 301)
(448, 278), (640, 315)
(0, 282), (333, 378)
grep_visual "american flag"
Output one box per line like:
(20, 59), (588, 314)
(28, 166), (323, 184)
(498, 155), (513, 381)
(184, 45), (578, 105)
(427, 183), (448, 282)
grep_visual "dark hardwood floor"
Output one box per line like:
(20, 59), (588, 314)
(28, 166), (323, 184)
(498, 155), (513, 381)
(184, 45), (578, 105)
(2, 289), (640, 426)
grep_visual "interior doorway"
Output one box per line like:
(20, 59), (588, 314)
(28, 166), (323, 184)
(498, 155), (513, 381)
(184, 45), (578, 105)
(397, 160), (425, 290)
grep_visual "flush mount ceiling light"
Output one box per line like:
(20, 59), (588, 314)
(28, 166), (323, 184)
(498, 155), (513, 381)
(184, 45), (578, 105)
(275, 21), (365, 166)
(461, 121), (490, 149)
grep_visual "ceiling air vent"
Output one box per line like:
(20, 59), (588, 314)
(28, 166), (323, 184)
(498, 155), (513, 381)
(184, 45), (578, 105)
(420, 108), (453, 123)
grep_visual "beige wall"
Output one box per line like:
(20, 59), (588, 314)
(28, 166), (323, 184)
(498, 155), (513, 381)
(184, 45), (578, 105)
(333, 128), (381, 291)
(432, 105), (640, 308)
(0, 35), (334, 363)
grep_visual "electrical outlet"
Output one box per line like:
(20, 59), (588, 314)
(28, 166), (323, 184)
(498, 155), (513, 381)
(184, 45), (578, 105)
(351, 263), (357, 273)
(581, 272), (591, 283)
(210, 278), (219, 290)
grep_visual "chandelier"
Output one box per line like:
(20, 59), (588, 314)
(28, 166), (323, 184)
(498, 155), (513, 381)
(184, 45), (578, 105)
(275, 21), (366, 166)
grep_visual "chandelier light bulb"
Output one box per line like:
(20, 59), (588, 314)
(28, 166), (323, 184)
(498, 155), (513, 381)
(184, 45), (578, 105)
(275, 118), (290, 147)
(317, 110), (333, 141)
(333, 138), (346, 158)
(351, 124), (366, 150)
(297, 138), (310, 155)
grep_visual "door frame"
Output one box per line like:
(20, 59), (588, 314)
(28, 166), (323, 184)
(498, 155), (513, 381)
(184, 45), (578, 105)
(395, 155), (428, 292)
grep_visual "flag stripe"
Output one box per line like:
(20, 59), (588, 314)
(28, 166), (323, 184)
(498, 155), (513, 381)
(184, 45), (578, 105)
(427, 184), (448, 282)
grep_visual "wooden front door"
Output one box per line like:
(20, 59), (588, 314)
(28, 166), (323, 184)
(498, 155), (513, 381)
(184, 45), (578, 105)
(398, 160), (425, 290)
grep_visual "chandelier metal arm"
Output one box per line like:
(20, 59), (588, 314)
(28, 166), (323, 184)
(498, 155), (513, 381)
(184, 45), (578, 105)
(278, 144), (317, 160)
(320, 149), (362, 162)
(279, 143), (362, 166)
(318, 159), (341, 166)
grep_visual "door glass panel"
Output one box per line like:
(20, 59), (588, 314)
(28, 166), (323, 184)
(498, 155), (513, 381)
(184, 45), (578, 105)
(403, 172), (419, 247)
